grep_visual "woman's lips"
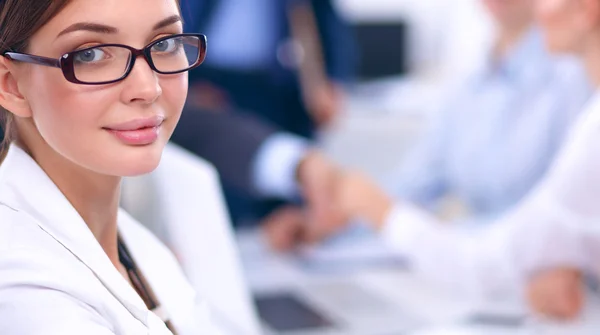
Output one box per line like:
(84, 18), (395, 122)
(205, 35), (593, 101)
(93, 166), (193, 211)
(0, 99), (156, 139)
(104, 116), (164, 146)
(106, 126), (161, 145)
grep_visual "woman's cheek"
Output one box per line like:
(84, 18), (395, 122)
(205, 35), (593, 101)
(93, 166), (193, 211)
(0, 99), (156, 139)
(161, 74), (188, 115)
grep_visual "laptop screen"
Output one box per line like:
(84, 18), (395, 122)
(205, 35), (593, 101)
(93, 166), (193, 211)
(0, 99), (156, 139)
(354, 21), (409, 80)
(255, 293), (337, 332)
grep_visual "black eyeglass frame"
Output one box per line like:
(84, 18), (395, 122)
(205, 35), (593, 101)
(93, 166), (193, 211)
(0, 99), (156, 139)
(2, 33), (207, 85)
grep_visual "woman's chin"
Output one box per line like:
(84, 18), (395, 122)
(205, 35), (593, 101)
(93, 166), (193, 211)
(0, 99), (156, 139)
(119, 163), (160, 177)
(110, 146), (164, 177)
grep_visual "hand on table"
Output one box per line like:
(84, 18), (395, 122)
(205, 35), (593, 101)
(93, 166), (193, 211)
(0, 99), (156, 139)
(527, 268), (584, 320)
(262, 205), (307, 252)
(296, 151), (348, 244)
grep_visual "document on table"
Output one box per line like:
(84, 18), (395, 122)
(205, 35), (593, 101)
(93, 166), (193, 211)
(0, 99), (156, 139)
(294, 223), (408, 274)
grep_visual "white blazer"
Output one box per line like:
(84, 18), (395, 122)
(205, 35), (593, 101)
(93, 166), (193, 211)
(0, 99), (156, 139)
(0, 145), (221, 335)
(381, 90), (600, 298)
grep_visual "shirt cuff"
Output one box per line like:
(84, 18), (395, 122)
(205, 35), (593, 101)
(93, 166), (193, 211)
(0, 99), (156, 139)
(252, 132), (310, 200)
(379, 202), (440, 255)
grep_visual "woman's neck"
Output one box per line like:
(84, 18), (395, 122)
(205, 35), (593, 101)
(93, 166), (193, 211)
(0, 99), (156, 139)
(493, 22), (531, 61)
(582, 32), (600, 88)
(20, 131), (122, 267)
(56, 164), (122, 263)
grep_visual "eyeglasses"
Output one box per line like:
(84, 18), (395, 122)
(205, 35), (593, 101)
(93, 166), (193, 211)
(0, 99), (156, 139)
(2, 33), (207, 85)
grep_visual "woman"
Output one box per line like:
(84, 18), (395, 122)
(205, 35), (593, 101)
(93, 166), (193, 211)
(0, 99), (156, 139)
(525, 0), (600, 319)
(331, 0), (600, 320)
(0, 0), (217, 334)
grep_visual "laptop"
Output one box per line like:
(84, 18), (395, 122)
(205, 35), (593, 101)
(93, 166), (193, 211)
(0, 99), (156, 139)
(254, 281), (424, 335)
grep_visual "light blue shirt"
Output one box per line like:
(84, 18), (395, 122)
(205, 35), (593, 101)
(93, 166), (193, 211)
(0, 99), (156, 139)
(204, 0), (279, 70)
(391, 28), (593, 224)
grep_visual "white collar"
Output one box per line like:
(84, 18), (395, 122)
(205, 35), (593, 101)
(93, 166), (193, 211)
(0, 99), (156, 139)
(577, 89), (600, 126)
(0, 144), (151, 326)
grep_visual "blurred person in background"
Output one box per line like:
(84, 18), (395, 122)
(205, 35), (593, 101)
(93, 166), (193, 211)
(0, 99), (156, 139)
(181, 0), (356, 136)
(384, 0), (591, 227)
(322, 0), (600, 321)
(525, 0), (600, 320)
(175, 0), (358, 227)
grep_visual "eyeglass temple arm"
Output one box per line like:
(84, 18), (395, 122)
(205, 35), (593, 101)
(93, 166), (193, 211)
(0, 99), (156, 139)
(3, 52), (61, 68)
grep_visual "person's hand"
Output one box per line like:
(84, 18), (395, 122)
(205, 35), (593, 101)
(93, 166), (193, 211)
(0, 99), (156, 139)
(187, 81), (231, 111)
(262, 205), (307, 252)
(296, 151), (348, 244)
(335, 171), (394, 229)
(527, 268), (584, 320)
(261, 151), (349, 251)
(305, 82), (344, 129)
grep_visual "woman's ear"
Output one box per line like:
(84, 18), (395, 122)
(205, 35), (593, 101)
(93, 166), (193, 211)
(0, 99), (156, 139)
(0, 56), (32, 118)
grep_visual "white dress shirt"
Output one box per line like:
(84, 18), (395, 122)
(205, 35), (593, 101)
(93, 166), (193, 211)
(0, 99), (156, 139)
(0, 145), (221, 334)
(390, 28), (592, 224)
(381, 90), (600, 299)
(252, 132), (309, 199)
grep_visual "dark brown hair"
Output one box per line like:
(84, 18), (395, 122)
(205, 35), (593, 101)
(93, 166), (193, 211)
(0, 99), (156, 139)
(0, 0), (70, 161)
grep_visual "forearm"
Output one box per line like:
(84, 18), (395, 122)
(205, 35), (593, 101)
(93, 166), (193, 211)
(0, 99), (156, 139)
(378, 203), (522, 297)
(379, 194), (589, 299)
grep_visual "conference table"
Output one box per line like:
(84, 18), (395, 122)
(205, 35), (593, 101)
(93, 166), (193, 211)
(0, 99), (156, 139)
(236, 226), (600, 335)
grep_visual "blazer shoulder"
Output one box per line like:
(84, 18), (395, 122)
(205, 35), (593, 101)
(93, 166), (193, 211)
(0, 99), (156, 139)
(0, 204), (35, 251)
(0, 207), (100, 301)
(0, 204), (68, 256)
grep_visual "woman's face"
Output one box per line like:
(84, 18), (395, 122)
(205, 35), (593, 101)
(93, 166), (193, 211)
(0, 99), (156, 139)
(482, 0), (535, 29)
(9, 0), (187, 176)
(535, 0), (596, 54)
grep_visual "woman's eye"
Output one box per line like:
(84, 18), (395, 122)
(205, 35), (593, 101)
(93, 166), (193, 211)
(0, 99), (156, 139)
(152, 39), (179, 53)
(74, 48), (106, 63)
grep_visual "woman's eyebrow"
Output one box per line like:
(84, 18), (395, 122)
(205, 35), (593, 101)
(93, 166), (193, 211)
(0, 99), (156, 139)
(153, 15), (182, 30)
(56, 15), (182, 39)
(57, 22), (118, 38)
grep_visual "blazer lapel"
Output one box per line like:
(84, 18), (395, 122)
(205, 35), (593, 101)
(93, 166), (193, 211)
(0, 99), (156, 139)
(0, 145), (150, 327)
